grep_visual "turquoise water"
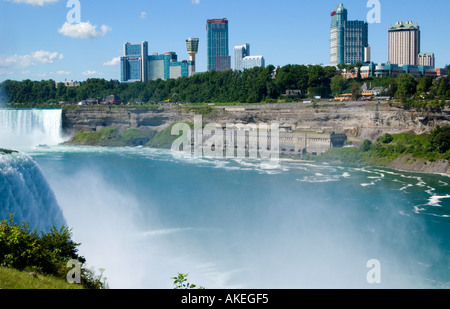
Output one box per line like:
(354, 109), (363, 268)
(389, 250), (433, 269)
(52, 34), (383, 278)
(26, 145), (449, 289)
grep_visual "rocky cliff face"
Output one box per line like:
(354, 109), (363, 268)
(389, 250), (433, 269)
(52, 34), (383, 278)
(62, 106), (185, 133)
(63, 102), (450, 142)
(387, 154), (450, 175)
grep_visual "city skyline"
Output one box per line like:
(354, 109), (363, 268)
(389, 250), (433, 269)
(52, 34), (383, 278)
(0, 0), (448, 82)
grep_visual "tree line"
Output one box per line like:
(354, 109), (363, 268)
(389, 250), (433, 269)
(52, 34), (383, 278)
(0, 64), (449, 107)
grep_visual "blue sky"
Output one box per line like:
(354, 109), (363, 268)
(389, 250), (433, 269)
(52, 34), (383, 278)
(0, 0), (448, 82)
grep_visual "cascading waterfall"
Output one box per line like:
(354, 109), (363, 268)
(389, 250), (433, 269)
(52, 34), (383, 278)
(0, 109), (67, 232)
(0, 109), (64, 151)
(0, 151), (67, 233)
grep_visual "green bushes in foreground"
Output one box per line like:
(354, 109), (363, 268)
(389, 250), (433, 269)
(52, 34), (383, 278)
(0, 215), (108, 289)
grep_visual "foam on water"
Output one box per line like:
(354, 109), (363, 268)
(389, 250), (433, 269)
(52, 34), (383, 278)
(20, 146), (450, 289)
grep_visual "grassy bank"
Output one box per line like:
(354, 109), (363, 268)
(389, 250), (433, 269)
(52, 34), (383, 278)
(316, 126), (450, 172)
(0, 216), (108, 289)
(0, 267), (84, 289)
(67, 125), (182, 149)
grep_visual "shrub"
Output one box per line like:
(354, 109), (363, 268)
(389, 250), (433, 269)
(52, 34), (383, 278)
(360, 140), (373, 152)
(379, 133), (394, 144)
(428, 125), (450, 154)
(0, 215), (107, 289)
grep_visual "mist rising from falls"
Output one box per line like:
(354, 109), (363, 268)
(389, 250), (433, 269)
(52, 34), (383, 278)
(0, 151), (67, 233)
(0, 109), (65, 151)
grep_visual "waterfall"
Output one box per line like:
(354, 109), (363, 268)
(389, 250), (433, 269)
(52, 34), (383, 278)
(0, 151), (66, 233)
(0, 109), (64, 151)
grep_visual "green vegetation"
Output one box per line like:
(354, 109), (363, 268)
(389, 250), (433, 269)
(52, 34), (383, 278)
(2, 67), (448, 109)
(317, 126), (450, 166)
(0, 266), (84, 289)
(0, 215), (108, 289)
(0, 65), (333, 106)
(171, 273), (205, 290)
(69, 125), (183, 149)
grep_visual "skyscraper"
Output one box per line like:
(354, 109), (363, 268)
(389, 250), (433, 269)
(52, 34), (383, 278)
(388, 21), (420, 65)
(121, 41), (149, 82)
(234, 43), (250, 71)
(330, 4), (347, 66)
(330, 4), (368, 65)
(343, 20), (368, 64)
(207, 18), (231, 71)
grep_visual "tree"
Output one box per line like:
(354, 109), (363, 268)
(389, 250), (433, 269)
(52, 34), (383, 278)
(416, 76), (433, 97)
(337, 63), (347, 72)
(351, 82), (361, 101)
(330, 75), (346, 96)
(379, 133), (394, 144)
(360, 139), (372, 152)
(355, 62), (363, 80)
(395, 74), (417, 101)
(428, 125), (450, 154)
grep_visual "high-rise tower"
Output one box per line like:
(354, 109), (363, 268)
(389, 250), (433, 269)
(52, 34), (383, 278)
(206, 18), (230, 71)
(388, 21), (420, 65)
(121, 41), (148, 82)
(186, 38), (199, 73)
(330, 4), (347, 66)
(330, 4), (368, 65)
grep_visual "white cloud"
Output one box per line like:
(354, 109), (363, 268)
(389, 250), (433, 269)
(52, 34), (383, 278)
(54, 70), (71, 75)
(103, 57), (121, 66)
(82, 70), (101, 76)
(58, 21), (111, 39)
(0, 50), (63, 69)
(5, 0), (59, 6)
(191, 0), (200, 4)
(140, 11), (147, 19)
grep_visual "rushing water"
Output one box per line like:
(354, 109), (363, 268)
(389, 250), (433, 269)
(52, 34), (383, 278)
(0, 109), (64, 151)
(25, 146), (449, 289)
(0, 109), (449, 289)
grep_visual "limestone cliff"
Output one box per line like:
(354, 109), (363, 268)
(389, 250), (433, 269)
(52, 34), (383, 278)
(62, 102), (450, 142)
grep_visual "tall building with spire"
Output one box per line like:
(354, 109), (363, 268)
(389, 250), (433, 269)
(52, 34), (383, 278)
(330, 3), (368, 66)
(206, 18), (231, 71)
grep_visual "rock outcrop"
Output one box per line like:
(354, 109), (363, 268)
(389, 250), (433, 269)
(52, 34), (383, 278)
(63, 102), (450, 142)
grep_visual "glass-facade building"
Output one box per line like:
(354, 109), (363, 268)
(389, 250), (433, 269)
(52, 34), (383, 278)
(121, 42), (195, 82)
(344, 20), (368, 64)
(330, 4), (347, 65)
(330, 4), (368, 65)
(207, 18), (231, 71)
(121, 42), (148, 82)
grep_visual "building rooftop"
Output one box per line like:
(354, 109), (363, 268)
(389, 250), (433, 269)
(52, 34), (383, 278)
(389, 21), (419, 30)
(335, 3), (346, 13)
